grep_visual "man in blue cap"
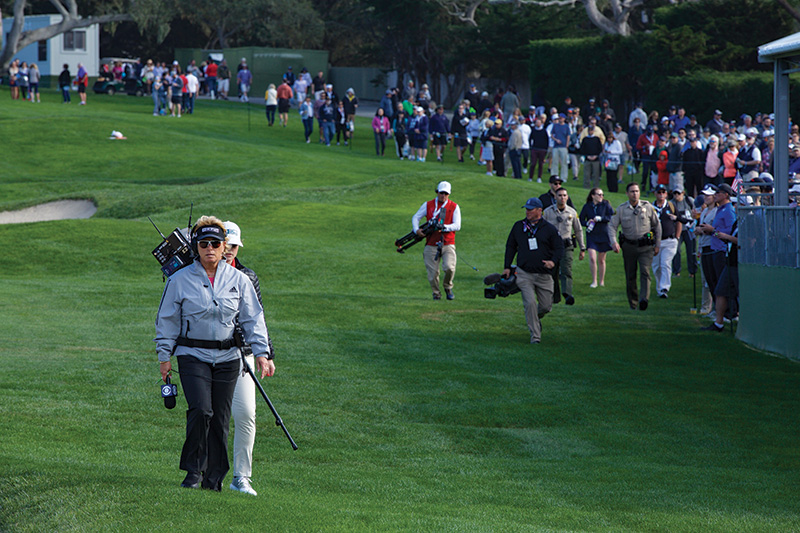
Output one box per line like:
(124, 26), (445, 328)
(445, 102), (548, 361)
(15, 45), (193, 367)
(503, 197), (564, 343)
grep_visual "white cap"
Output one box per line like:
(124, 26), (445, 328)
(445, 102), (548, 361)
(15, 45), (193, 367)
(223, 221), (243, 247)
(789, 184), (800, 194)
(436, 181), (452, 194)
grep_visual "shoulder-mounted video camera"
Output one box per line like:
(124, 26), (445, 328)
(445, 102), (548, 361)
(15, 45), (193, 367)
(484, 268), (520, 299)
(149, 205), (196, 278)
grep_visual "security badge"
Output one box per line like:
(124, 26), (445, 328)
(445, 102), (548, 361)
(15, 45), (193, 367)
(528, 238), (538, 250)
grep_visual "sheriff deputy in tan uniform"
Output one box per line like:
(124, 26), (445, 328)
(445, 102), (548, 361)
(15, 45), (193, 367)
(610, 182), (662, 310)
(542, 187), (585, 305)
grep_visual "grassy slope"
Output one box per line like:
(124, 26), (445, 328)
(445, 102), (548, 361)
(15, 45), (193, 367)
(0, 93), (798, 532)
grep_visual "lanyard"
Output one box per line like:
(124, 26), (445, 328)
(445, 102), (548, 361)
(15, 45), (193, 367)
(523, 219), (540, 239)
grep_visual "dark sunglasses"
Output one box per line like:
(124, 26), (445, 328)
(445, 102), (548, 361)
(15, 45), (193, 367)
(198, 240), (223, 249)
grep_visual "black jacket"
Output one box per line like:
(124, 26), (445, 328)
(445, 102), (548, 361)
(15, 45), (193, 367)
(58, 69), (71, 88)
(505, 218), (564, 274)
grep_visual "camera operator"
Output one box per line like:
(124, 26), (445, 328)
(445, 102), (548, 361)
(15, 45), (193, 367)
(155, 216), (271, 491)
(503, 197), (564, 344)
(223, 221), (275, 497)
(411, 181), (461, 300)
(542, 187), (585, 305)
(610, 183), (662, 310)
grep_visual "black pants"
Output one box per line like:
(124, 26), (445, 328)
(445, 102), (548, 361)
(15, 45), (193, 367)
(684, 172), (704, 198)
(493, 146), (506, 176)
(673, 232), (697, 276)
(177, 355), (239, 491)
(702, 250), (727, 299)
(621, 241), (655, 306)
(606, 169), (619, 193)
(641, 160), (655, 191)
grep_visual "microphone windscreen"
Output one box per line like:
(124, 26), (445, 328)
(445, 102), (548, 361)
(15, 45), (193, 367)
(164, 395), (176, 409)
(483, 273), (502, 285)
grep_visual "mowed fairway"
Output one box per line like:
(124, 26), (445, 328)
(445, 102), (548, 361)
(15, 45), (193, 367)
(1, 93), (799, 532)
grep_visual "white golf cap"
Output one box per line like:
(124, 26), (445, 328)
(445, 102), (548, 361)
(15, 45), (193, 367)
(223, 221), (243, 247)
(436, 181), (452, 194)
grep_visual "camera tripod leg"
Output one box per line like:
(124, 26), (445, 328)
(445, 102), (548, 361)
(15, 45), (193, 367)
(240, 351), (298, 450)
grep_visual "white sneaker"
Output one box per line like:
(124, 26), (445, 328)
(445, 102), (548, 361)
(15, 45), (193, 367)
(537, 178), (542, 183)
(589, 282), (597, 288)
(230, 476), (257, 496)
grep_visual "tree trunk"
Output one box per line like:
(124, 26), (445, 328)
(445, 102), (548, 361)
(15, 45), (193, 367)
(1, 0), (133, 70)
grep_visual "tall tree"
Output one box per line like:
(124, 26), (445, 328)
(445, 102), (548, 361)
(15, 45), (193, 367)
(1, 0), (133, 69)
(436, 0), (645, 36)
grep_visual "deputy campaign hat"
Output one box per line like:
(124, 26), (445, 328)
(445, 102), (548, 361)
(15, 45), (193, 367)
(224, 221), (243, 247)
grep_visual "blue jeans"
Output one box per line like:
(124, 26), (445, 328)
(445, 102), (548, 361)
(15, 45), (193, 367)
(303, 117), (314, 141)
(323, 121), (335, 145)
(61, 86), (71, 103)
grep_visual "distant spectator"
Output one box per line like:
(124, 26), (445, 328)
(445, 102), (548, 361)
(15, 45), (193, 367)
(205, 58), (217, 98)
(299, 95), (315, 143)
(77, 63), (88, 105)
(372, 108), (391, 156)
(276, 80), (293, 128)
(59, 63), (71, 103)
(217, 60), (231, 100)
(265, 84), (278, 126)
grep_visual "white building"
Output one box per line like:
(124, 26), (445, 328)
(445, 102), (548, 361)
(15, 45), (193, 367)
(2, 14), (99, 77)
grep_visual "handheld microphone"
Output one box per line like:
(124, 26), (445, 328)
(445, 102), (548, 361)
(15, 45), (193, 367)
(161, 376), (178, 409)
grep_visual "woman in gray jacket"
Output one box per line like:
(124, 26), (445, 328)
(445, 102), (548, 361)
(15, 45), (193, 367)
(156, 216), (273, 491)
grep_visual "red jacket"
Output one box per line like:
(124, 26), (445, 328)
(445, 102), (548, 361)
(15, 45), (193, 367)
(426, 199), (458, 246)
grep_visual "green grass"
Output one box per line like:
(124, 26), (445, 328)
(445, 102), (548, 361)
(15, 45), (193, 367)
(1, 91), (799, 532)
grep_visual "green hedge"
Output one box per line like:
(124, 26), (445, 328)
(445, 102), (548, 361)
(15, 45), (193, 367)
(528, 35), (799, 123)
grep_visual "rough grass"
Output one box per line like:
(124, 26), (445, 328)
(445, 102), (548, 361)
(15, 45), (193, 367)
(0, 91), (798, 532)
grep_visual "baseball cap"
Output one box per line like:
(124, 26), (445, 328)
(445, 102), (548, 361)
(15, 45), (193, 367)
(670, 132), (679, 138)
(523, 197), (543, 209)
(694, 195), (706, 208)
(714, 109), (723, 115)
(549, 175), (564, 183)
(672, 186), (684, 193)
(654, 184), (668, 192)
(717, 183), (736, 196)
(224, 221), (243, 247)
(558, 113), (566, 119)
(789, 184), (800, 194)
(701, 184), (718, 195)
(436, 181), (452, 194)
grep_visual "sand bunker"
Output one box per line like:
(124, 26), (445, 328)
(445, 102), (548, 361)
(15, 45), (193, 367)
(0, 200), (97, 224)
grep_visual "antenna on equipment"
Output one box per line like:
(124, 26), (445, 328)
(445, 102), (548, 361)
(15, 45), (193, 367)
(148, 216), (167, 240)
(187, 202), (194, 232)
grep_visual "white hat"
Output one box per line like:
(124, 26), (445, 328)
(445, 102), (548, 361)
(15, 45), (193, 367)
(436, 181), (452, 194)
(223, 221), (243, 247)
(789, 184), (800, 194)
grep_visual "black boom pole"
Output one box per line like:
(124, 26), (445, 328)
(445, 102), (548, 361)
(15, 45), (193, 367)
(240, 351), (298, 450)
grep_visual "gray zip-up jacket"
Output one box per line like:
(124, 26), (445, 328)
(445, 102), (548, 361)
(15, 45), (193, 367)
(155, 259), (270, 363)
